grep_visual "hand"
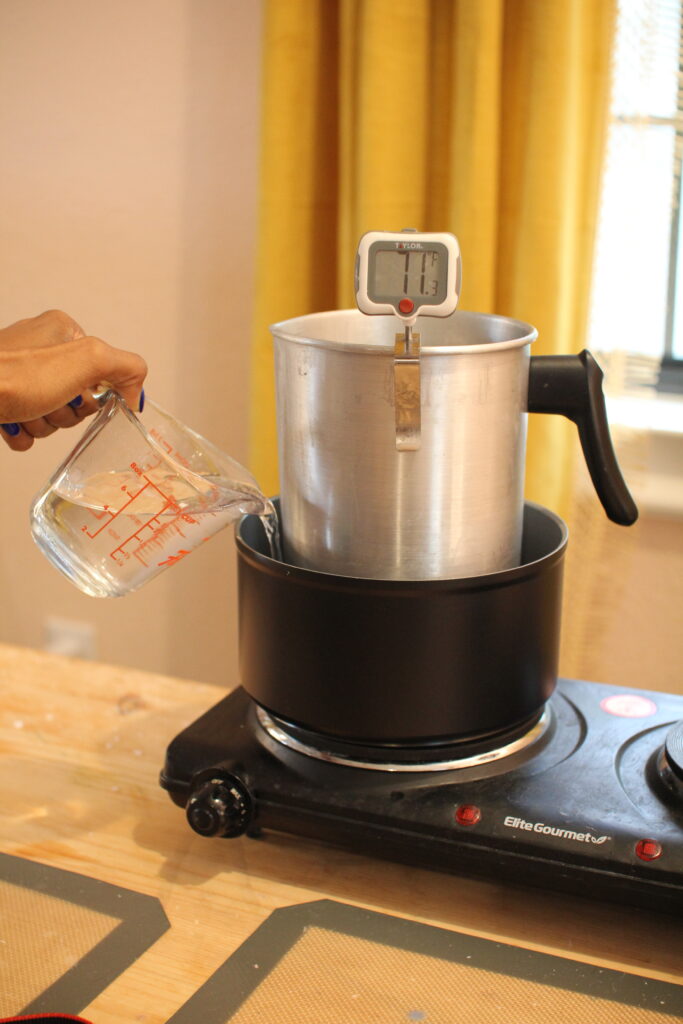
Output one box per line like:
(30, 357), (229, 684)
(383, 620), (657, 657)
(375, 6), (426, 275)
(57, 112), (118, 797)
(0, 310), (147, 451)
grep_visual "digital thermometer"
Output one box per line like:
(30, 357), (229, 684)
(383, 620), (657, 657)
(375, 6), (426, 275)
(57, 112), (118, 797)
(354, 229), (462, 452)
(355, 229), (462, 323)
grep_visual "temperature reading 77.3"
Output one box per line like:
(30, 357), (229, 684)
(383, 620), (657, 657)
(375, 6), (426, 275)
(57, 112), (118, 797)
(374, 249), (440, 297)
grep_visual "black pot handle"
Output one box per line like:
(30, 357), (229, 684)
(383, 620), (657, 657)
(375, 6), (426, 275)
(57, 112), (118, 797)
(527, 351), (638, 526)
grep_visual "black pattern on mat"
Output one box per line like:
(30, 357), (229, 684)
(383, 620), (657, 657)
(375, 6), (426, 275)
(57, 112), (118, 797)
(166, 898), (683, 1022)
(0, 852), (169, 1017)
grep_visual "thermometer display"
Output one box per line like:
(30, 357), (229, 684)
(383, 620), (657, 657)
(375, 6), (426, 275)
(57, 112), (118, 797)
(374, 249), (440, 298)
(355, 230), (461, 322)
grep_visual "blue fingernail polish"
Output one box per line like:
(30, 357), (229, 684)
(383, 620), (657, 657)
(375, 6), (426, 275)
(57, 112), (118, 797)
(1, 423), (21, 436)
(138, 388), (145, 413)
(68, 394), (83, 409)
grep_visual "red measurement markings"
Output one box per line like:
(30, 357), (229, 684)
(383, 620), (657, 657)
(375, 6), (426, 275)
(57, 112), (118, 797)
(149, 427), (192, 470)
(78, 470), (196, 568)
(81, 477), (154, 540)
(110, 495), (184, 566)
(113, 483), (194, 566)
(157, 548), (191, 567)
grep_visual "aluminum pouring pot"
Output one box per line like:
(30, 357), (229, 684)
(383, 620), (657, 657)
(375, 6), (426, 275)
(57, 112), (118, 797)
(271, 310), (636, 580)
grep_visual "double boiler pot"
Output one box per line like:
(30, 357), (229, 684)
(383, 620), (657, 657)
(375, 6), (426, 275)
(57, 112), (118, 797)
(271, 310), (635, 581)
(235, 310), (636, 749)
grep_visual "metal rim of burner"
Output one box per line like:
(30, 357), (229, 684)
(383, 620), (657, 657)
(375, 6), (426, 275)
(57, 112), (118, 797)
(255, 704), (552, 773)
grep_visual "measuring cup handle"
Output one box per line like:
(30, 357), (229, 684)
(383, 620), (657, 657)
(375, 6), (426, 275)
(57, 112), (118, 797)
(527, 350), (638, 526)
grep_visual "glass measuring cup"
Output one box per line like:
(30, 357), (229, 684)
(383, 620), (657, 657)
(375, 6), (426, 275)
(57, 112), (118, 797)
(30, 391), (277, 598)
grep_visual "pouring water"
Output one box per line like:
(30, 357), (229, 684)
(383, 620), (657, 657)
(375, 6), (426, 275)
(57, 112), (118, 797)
(30, 391), (281, 597)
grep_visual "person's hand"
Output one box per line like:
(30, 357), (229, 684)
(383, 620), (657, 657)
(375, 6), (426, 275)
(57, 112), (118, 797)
(0, 310), (147, 451)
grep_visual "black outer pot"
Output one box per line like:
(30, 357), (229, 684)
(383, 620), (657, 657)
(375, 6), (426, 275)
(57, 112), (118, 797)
(236, 502), (568, 747)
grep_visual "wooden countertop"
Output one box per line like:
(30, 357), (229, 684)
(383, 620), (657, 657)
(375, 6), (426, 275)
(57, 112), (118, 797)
(0, 643), (681, 1023)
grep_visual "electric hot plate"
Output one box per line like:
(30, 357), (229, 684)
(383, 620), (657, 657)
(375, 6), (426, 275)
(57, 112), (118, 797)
(160, 678), (683, 914)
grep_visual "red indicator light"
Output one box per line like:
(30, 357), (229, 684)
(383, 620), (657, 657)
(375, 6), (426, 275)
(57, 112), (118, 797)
(600, 694), (657, 718)
(398, 298), (415, 314)
(455, 804), (481, 827)
(635, 839), (662, 862)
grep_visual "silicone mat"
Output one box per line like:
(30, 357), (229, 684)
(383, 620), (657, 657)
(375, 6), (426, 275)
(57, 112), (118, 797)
(0, 852), (169, 1018)
(167, 899), (683, 1024)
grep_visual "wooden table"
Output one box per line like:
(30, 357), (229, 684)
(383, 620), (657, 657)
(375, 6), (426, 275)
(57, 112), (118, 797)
(0, 643), (681, 1023)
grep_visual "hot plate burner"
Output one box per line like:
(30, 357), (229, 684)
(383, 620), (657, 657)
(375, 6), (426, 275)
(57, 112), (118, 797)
(658, 720), (683, 801)
(160, 678), (683, 915)
(256, 705), (551, 773)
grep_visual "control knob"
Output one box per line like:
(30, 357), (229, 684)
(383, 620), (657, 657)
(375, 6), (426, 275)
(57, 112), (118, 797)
(186, 774), (253, 837)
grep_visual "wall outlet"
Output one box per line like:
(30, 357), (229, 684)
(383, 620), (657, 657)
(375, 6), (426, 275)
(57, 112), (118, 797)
(44, 617), (98, 660)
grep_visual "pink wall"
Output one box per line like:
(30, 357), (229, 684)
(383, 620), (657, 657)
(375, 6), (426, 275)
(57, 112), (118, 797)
(0, 0), (263, 685)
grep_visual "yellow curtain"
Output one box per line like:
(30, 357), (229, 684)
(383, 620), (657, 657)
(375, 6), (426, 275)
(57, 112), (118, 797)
(250, 0), (616, 512)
